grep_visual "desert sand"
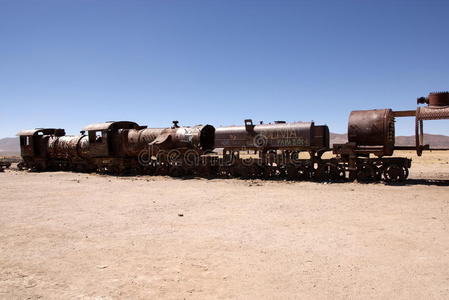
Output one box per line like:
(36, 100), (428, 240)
(1, 151), (448, 299)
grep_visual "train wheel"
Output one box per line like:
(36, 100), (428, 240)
(403, 166), (409, 180)
(197, 164), (214, 178)
(230, 166), (242, 178)
(357, 164), (376, 182)
(32, 163), (44, 172)
(263, 165), (282, 179)
(286, 164), (298, 180)
(77, 165), (87, 173)
(248, 165), (262, 179)
(169, 166), (185, 177)
(315, 162), (342, 181)
(239, 167), (251, 179)
(273, 166), (285, 179)
(262, 166), (273, 179)
(298, 165), (312, 181)
(286, 164), (311, 181)
(216, 166), (229, 178)
(383, 164), (406, 183)
(374, 166), (383, 181)
(156, 164), (169, 176)
(335, 165), (346, 181)
(145, 161), (157, 175)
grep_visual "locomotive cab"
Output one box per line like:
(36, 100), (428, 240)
(16, 128), (66, 169)
(82, 121), (141, 158)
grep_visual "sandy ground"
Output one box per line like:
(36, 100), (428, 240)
(1, 151), (449, 299)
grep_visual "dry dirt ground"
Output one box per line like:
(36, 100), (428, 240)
(1, 151), (449, 299)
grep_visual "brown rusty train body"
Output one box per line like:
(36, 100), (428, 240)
(17, 121), (215, 175)
(212, 120), (331, 180)
(16, 91), (449, 182)
(215, 120), (329, 152)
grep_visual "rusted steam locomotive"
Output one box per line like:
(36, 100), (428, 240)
(17, 92), (449, 182)
(17, 121), (215, 176)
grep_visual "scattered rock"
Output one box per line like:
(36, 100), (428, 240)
(25, 280), (37, 288)
(97, 265), (108, 269)
(178, 213), (184, 217)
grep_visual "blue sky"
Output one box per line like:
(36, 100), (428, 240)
(1, 0), (448, 138)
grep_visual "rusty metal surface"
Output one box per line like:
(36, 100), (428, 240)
(415, 105), (449, 156)
(123, 128), (165, 156)
(80, 121), (146, 159)
(313, 125), (330, 149)
(428, 92), (449, 106)
(348, 109), (395, 156)
(417, 92), (449, 106)
(416, 105), (449, 120)
(17, 128), (66, 159)
(170, 125), (215, 150)
(215, 121), (325, 150)
(123, 125), (215, 156)
(48, 135), (89, 160)
(16, 128), (65, 137)
(82, 121), (140, 132)
(20, 88), (449, 182)
(393, 110), (416, 117)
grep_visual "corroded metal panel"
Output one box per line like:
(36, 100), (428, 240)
(82, 121), (140, 132)
(416, 106), (449, 120)
(215, 121), (317, 150)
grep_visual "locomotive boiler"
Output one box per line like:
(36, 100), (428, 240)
(122, 121), (215, 176)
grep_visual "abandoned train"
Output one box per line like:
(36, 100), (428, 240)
(16, 92), (449, 182)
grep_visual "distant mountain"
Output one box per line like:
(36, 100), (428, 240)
(330, 133), (348, 145)
(330, 133), (449, 148)
(0, 137), (20, 156)
(395, 134), (449, 148)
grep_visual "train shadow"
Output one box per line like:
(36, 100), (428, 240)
(385, 178), (449, 187)
(19, 168), (448, 187)
(176, 176), (449, 187)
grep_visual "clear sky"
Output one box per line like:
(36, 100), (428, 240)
(1, 0), (448, 138)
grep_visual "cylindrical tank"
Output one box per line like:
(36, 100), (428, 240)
(170, 125), (215, 150)
(417, 92), (449, 106)
(215, 121), (321, 150)
(123, 125), (215, 156)
(122, 128), (165, 156)
(428, 92), (449, 106)
(348, 109), (395, 155)
(48, 135), (89, 159)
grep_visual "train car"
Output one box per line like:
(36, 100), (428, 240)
(333, 109), (411, 182)
(17, 121), (215, 175)
(17, 128), (66, 170)
(215, 119), (329, 152)
(17, 91), (447, 182)
(214, 119), (332, 179)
